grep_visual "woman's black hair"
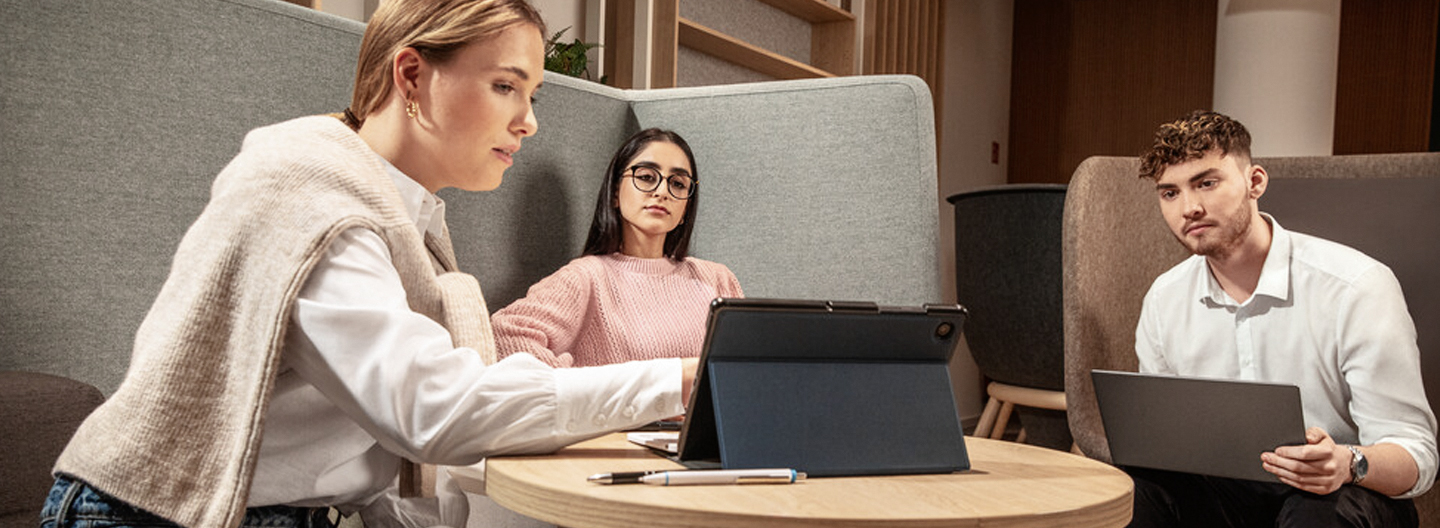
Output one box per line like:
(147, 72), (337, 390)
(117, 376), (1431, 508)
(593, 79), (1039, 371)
(581, 128), (699, 261)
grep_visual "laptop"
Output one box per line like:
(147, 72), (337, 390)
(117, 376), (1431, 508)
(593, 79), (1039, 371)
(675, 298), (971, 477)
(1091, 369), (1307, 482)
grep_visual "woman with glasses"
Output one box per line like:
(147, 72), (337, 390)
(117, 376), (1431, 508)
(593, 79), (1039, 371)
(492, 128), (743, 368)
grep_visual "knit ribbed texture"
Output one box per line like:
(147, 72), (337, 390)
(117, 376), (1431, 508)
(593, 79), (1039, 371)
(53, 116), (487, 528)
(492, 254), (743, 367)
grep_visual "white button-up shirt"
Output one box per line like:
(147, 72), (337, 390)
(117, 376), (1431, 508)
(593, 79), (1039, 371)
(248, 157), (685, 517)
(1136, 214), (1437, 498)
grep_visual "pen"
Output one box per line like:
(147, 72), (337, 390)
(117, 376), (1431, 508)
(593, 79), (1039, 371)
(639, 468), (805, 486)
(587, 470), (663, 485)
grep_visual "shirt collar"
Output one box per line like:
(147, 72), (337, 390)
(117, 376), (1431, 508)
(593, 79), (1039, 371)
(1199, 213), (1292, 307)
(1252, 213), (1292, 302)
(377, 157), (447, 241)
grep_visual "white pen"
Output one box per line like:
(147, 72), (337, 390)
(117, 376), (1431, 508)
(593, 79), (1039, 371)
(639, 468), (805, 486)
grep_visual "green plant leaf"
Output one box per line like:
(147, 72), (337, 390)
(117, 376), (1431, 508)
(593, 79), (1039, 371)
(543, 26), (603, 82)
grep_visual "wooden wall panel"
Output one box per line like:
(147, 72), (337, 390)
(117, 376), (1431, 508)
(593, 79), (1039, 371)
(1008, 0), (1215, 184)
(1334, 0), (1439, 155)
(652, 0), (679, 88)
(604, 0), (638, 89)
(863, 0), (946, 141)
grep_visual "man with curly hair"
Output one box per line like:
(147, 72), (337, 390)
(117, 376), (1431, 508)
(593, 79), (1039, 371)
(1127, 110), (1436, 527)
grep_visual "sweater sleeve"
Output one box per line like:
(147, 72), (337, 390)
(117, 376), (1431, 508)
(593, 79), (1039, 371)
(694, 258), (744, 299)
(716, 263), (743, 298)
(490, 260), (599, 368)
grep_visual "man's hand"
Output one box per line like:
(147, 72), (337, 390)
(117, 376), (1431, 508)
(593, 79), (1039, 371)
(1262, 426), (1351, 494)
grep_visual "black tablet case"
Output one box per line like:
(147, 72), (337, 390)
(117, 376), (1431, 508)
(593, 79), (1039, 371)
(677, 298), (970, 477)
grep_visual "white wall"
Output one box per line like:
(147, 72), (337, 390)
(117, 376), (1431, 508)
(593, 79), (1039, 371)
(530, 0), (589, 41)
(938, 0), (1014, 423)
(1214, 0), (1341, 157)
(315, 0), (371, 21)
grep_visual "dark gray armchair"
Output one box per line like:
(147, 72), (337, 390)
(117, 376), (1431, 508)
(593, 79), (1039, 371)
(949, 184), (1072, 450)
(0, 371), (105, 526)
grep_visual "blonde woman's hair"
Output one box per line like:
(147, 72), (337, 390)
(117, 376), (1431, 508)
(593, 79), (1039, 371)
(342, 0), (546, 129)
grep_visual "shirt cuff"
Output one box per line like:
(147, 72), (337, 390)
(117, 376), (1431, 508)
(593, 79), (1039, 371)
(552, 358), (686, 437)
(1378, 438), (1438, 498)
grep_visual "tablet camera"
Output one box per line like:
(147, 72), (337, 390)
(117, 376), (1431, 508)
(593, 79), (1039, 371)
(935, 322), (954, 339)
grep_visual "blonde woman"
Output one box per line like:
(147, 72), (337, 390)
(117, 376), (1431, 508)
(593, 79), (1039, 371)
(44, 2), (695, 527)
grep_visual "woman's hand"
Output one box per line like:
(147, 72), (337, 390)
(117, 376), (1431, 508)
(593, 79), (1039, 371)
(679, 357), (700, 407)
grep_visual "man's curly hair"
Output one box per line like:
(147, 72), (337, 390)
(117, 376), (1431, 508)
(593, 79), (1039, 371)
(1139, 110), (1252, 181)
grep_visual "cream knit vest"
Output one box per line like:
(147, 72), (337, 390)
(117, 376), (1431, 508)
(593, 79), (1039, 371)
(54, 116), (493, 528)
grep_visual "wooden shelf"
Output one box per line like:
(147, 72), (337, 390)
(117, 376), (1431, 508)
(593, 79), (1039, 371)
(754, 0), (854, 23)
(678, 17), (834, 80)
(604, 0), (854, 89)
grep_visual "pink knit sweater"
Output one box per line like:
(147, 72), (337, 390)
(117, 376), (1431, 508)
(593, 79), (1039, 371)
(492, 254), (743, 367)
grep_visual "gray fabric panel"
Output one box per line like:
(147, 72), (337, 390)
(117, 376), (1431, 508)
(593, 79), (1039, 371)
(440, 74), (637, 310)
(0, 0), (363, 394)
(1063, 153), (1440, 464)
(679, 0), (811, 64)
(627, 75), (942, 306)
(677, 46), (778, 87)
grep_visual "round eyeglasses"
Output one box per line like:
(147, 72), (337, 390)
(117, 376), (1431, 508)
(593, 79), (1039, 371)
(624, 165), (696, 200)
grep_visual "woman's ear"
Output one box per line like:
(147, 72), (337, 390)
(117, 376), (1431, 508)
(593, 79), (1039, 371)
(392, 47), (425, 103)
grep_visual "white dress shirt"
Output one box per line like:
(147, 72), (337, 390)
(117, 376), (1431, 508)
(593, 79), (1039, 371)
(1136, 214), (1437, 498)
(247, 158), (686, 519)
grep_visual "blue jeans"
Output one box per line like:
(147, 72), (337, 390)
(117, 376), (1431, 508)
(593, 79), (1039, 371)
(41, 475), (337, 528)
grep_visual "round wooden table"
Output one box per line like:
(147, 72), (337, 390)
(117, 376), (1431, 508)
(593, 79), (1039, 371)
(449, 433), (1133, 527)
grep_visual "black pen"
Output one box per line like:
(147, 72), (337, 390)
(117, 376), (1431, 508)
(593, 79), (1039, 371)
(587, 470), (664, 485)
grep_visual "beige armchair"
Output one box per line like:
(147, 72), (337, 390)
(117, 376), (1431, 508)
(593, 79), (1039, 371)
(1061, 152), (1440, 522)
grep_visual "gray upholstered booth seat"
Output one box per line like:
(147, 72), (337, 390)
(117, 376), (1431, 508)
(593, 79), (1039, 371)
(0, 0), (942, 399)
(1063, 153), (1440, 523)
(2, 2), (942, 523)
(1, 0), (367, 395)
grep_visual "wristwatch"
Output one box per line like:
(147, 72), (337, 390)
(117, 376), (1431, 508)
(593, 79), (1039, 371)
(1348, 445), (1368, 485)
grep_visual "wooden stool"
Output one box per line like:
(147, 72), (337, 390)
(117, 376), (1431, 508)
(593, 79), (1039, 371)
(973, 381), (1077, 452)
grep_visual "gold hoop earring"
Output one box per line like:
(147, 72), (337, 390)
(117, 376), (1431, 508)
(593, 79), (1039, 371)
(405, 99), (419, 119)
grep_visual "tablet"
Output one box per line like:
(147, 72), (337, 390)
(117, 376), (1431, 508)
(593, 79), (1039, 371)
(676, 298), (970, 477)
(1091, 369), (1307, 482)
